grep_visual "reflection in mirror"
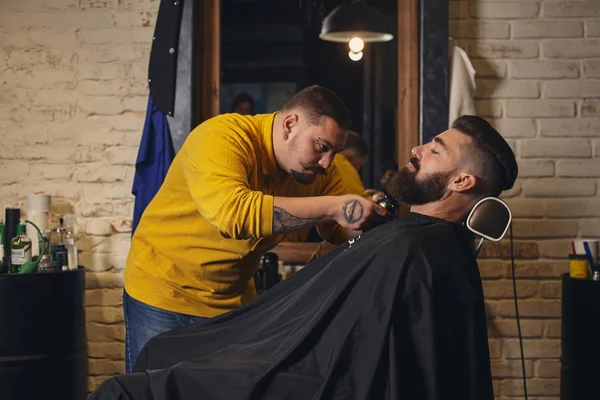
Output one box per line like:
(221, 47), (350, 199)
(220, 0), (397, 188)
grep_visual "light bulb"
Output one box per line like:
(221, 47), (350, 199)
(348, 50), (363, 61)
(349, 37), (364, 52)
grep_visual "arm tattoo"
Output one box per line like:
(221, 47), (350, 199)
(343, 200), (364, 223)
(273, 206), (322, 234)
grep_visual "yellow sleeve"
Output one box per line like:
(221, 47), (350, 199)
(180, 126), (273, 240)
(342, 167), (369, 199)
(315, 155), (367, 244)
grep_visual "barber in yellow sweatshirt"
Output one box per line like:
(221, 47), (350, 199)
(123, 85), (388, 371)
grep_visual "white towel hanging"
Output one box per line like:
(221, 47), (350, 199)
(449, 44), (477, 127)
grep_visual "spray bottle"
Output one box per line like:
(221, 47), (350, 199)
(63, 213), (78, 271)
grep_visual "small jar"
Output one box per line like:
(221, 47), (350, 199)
(38, 254), (56, 273)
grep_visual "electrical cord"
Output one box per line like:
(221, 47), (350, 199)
(509, 222), (528, 400)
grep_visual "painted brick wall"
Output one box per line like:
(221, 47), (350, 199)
(1, 0), (598, 397)
(452, 1), (600, 398)
(0, 0), (159, 392)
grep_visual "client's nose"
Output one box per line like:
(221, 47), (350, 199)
(411, 146), (422, 160)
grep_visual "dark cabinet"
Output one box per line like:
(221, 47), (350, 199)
(561, 273), (600, 400)
(0, 269), (88, 400)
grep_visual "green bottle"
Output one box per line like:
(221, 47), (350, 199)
(11, 224), (32, 273)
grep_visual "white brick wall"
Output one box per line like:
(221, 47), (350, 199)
(452, 1), (600, 398)
(0, 0), (156, 392)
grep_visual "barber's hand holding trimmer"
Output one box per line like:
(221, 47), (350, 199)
(330, 194), (395, 233)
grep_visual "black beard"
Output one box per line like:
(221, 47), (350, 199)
(290, 170), (316, 184)
(385, 165), (452, 206)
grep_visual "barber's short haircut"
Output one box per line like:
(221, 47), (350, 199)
(230, 93), (255, 113)
(451, 115), (518, 197)
(280, 85), (351, 131)
(344, 131), (369, 158)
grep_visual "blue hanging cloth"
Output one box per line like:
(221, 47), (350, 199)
(131, 94), (175, 236)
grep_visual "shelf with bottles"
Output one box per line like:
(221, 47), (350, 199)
(0, 215), (80, 276)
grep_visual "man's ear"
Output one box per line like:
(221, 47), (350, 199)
(448, 172), (477, 193)
(282, 113), (299, 138)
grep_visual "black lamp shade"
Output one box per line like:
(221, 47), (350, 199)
(319, 0), (394, 43)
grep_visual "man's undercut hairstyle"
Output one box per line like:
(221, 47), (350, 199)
(280, 85), (351, 131)
(344, 131), (369, 158)
(451, 115), (518, 197)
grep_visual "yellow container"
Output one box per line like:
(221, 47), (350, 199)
(569, 255), (590, 279)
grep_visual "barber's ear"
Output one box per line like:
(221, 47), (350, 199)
(283, 113), (299, 137)
(448, 173), (477, 193)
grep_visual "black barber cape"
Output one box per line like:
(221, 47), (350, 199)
(91, 213), (494, 400)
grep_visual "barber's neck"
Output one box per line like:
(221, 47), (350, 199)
(409, 194), (472, 224)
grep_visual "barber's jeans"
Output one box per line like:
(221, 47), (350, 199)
(123, 290), (205, 373)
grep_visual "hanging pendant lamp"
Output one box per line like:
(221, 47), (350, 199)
(319, 0), (394, 43)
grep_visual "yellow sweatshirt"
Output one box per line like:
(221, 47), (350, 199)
(124, 113), (363, 318)
(334, 153), (368, 199)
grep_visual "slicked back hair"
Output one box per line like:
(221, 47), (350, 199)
(451, 115), (518, 197)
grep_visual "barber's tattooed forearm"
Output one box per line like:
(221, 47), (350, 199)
(273, 207), (322, 234)
(343, 200), (364, 223)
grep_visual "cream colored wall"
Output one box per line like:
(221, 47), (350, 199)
(0, 0), (159, 392)
(452, 1), (600, 398)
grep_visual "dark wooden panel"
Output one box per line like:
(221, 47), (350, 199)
(419, 0), (449, 144)
(192, 0), (221, 125)
(397, 0), (420, 168)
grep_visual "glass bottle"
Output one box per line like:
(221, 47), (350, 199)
(11, 224), (32, 273)
(63, 214), (78, 271)
(48, 218), (66, 268)
(55, 244), (68, 271)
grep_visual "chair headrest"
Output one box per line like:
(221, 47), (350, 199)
(466, 197), (512, 242)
